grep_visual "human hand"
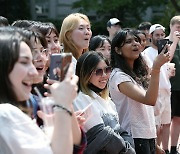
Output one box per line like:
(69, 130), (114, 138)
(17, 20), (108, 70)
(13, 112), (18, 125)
(173, 31), (180, 44)
(75, 111), (86, 127)
(44, 79), (59, 97)
(37, 110), (54, 140)
(81, 105), (103, 132)
(50, 63), (78, 108)
(153, 45), (170, 70)
(156, 144), (165, 154)
(167, 63), (176, 78)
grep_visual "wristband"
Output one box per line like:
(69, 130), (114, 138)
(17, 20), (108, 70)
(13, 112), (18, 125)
(53, 104), (72, 116)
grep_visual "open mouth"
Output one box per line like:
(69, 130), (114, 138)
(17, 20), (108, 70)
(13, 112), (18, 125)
(51, 50), (59, 54)
(36, 67), (44, 71)
(132, 48), (139, 52)
(84, 38), (90, 41)
(36, 64), (46, 72)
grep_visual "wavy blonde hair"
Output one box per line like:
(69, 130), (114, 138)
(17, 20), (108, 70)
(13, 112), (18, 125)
(59, 13), (91, 59)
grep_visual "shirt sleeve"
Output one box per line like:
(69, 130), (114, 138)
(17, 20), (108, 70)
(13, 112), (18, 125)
(109, 69), (132, 92)
(0, 104), (53, 154)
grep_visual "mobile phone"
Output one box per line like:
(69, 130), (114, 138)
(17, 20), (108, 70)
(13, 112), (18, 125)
(157, 39), (172, 54)
(49, 53), (72, 81)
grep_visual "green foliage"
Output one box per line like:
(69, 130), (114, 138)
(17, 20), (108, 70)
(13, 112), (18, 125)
(0, 0), (31, 24)
(72, 0), (180, 35)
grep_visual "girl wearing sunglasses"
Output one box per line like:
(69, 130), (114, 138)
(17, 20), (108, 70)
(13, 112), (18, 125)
(109, 29), (170, 154)
(73, 51), (135, 153)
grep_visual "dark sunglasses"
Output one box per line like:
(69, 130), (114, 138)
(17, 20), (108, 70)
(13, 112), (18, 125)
(93, 66), (112, 76)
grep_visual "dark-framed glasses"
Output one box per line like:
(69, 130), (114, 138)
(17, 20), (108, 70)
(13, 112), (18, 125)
(93, 66), (112, 76)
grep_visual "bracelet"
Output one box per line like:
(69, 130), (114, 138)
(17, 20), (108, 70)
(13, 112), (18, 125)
(52, 104), (72, 116)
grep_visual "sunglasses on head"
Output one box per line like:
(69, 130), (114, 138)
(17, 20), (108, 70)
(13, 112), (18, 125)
(93, 66), (112, 76)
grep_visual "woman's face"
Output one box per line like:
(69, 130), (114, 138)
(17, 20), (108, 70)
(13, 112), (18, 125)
(95, 40), (111, 60)
(31, 37), (47, 83)
(89, 60), (111, 89)
(71, 19), (92, 53)
(9, 42), (38, 101)
(121, 34), (141, 63)
(46, 30), (61, 54)
(137, 33), (146, 52)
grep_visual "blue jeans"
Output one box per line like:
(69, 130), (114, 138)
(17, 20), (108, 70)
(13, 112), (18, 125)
(134, 138), (156, 154)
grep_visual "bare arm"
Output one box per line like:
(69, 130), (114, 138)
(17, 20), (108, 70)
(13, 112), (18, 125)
(119, 49), (170, 106)
(71, 109), (82, 146)
(52, 108), (73, 154)
(50, 63), (79, 154)
(169, 31), (180, 61)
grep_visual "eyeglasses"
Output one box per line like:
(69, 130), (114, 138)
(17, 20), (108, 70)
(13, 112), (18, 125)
(93, 66), (112, 76)
(32, 49), (48, 55)
(32, 49), (48, 61)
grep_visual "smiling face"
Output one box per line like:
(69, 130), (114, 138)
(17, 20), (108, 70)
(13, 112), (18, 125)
(120, 34), (141, 65)
(9, 41), (38, 101)
(31, 37), (47, 83)
(71, 18), (92, 54)
(89, 60), (110, 89)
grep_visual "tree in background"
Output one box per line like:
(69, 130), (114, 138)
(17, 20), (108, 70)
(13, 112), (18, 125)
(0, 0), (30, 24)
(72, 0), (180, 35)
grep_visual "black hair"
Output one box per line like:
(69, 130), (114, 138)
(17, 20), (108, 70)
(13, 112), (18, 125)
(76, 51), (110, 98)
(138, 22), (152, 30)
(12, 20), (35, 29)
(31, 22), (59, 38)
(111, 28), (149, 88)
(89, 35), (111, 51)
(0, 26), (33, 50)
(134, 30), (146, 44)
(0, 28), (31, 104)
(11, 20), (48, 49)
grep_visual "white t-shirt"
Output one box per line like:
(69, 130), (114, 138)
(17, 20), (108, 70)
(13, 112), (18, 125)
(0, 104), (53, 154)
(109, 68), (156, 139)
(142, 46), (171, 91)
(73, 91), (120, 133)
(72, 56), (77, 75)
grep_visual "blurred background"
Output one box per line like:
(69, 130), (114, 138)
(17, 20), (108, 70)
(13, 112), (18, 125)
(0, 0), (180, 35)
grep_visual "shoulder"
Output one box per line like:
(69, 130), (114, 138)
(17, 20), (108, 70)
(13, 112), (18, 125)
(76, 91), (91, 100)
(0, 103), (31, 125)
(74, 91), (94, 110)
(143, 46), (153, 54)
(0, 104), (24, 117)
(110, 68), (132, 84)
(143, 46), (157, 55)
